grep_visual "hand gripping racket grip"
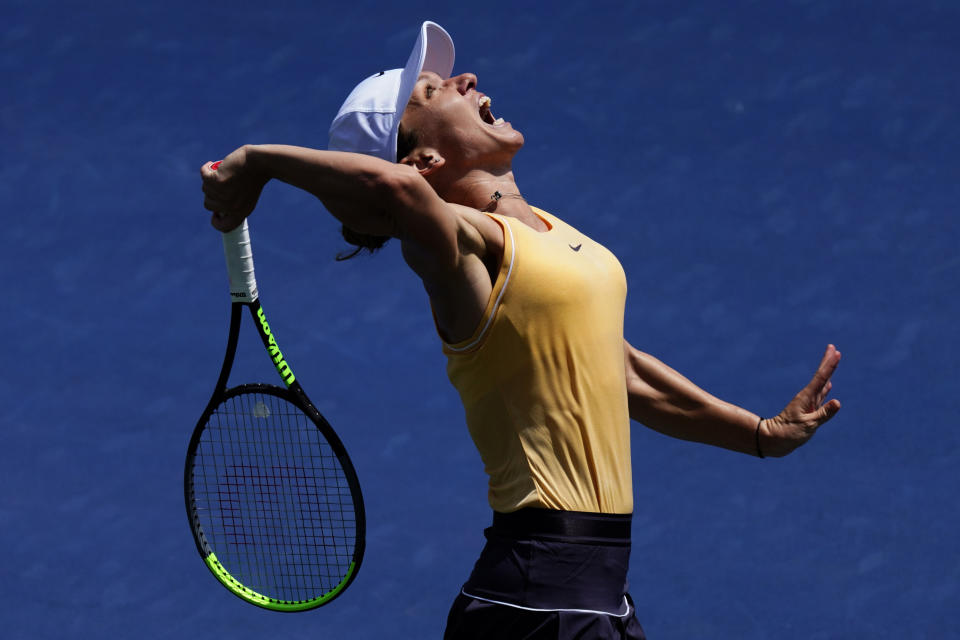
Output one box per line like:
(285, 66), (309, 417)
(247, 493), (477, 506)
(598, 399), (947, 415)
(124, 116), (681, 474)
(209, 161), (259, 302)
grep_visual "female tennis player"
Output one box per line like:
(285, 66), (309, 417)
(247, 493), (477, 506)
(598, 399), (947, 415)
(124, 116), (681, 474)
(200, 21), (842, 640)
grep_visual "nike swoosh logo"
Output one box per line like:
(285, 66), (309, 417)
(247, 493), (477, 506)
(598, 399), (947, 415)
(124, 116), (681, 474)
(569, 243), (582, 252)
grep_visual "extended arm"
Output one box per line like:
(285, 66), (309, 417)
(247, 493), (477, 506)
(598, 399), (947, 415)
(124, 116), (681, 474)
(200, 144), (458, 270)
(624, 341), (842, 457)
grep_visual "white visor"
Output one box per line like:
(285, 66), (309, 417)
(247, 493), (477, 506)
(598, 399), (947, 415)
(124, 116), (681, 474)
(328, 21), (455, 162)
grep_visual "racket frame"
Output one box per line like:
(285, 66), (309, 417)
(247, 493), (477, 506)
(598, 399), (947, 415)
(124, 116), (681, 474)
(184, 221), (365, 611)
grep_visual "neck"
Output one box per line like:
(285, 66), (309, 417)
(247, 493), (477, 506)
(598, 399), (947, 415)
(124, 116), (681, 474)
(435, 168), (539, 225)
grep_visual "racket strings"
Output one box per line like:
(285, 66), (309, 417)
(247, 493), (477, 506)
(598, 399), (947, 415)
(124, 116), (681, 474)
(192, 391), (356, 602)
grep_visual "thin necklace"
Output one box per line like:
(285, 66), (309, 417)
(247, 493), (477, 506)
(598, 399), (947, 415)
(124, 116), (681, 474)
(481, 190), (526, 213)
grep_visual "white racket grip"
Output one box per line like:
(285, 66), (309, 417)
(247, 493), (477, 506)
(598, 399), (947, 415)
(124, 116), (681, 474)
(222, 219), (259, 302)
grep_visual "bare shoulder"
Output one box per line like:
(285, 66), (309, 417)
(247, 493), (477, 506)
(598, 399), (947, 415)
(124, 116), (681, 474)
(402, 203), (503, 272)
(448, 203), (505, 256)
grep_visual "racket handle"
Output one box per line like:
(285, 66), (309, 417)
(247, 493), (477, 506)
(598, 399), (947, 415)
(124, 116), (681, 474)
(222, 219), (259, 302)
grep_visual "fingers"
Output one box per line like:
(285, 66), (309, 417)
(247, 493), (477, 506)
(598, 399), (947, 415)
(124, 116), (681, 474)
(770, 347), (844, 455)
(815, 344), (842, 381)
(202, 191), (229, 213)
(200, 160), (218, 179)
(814, 380), (832, 408)
(206, 199), (248, 230)
(805, 345), (842, 423)
(201, 161), (224, 204)
(201, 160), (232, 229)
(210, 212), (244, 232)
(803, 345), (840, 398)
(200, 158), (242, 220)
(784, 344), (842, 420)
(814, 398), (842, 426)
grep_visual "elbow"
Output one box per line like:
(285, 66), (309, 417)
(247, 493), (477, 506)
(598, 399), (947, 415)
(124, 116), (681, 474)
(331, 164), (423, 240)
(373, 164), (427, 211)
(372, 166), (458, 267)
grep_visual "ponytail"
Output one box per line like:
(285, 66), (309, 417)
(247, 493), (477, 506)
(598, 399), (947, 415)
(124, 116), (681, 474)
(335, 225), (390, 261)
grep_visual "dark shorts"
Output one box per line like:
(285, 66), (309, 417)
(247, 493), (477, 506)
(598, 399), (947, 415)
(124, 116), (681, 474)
(443, 509), (646, 640)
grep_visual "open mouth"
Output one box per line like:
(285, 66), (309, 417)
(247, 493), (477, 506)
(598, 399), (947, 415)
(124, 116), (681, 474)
(478, 96), (504, 126)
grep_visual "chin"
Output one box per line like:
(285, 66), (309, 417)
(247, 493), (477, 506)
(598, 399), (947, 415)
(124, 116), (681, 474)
(502, 125), (524, 151)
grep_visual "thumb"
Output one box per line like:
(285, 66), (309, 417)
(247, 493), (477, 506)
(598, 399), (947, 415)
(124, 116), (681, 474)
(814, 399), (842, 425)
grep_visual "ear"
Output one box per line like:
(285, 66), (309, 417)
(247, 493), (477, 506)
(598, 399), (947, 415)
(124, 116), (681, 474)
(399, 147), (446, 177)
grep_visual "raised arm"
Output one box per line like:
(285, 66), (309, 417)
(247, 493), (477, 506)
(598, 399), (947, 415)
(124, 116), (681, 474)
(200, 144), (459, 271)
(624, 341), (842, 457)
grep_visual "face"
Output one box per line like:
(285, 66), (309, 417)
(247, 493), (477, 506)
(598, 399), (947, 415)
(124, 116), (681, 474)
(400, 71), (524, 168)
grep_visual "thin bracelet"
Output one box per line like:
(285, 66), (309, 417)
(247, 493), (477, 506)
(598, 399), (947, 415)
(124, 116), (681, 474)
(755, 417), (765, 458)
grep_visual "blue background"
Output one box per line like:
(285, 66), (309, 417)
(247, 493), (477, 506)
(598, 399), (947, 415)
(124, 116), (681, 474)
(3, 1), (958, 637)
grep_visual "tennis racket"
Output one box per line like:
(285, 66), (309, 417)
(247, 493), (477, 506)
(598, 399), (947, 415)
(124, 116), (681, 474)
(184, 203), (365, 611)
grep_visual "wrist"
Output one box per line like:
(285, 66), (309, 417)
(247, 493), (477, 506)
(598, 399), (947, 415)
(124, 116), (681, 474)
(242, 144), (271, 182)
(755, 417), (765, 458)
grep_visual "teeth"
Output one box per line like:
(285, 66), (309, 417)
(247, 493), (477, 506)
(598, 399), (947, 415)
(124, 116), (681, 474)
(493, 117), (504, 125)
(479, 96), (491, 108)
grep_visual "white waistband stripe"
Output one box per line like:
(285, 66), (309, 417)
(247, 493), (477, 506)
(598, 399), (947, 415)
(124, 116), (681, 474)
(461, 589), (632, 618)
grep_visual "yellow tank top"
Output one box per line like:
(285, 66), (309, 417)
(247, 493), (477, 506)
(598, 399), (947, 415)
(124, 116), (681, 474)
(441, 207), (632, 514)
